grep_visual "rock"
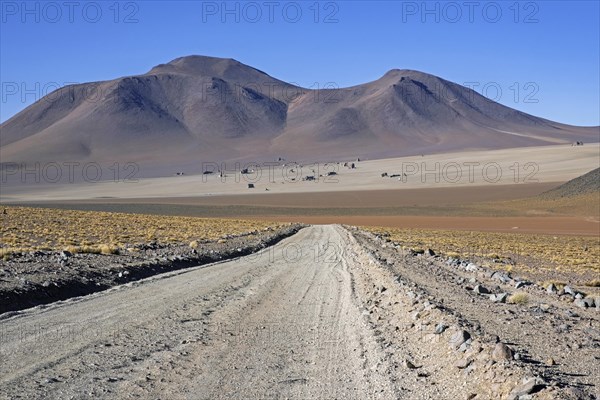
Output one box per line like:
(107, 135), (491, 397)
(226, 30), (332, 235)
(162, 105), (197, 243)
(492, 271), (510, 283)
(574, 299), (587, 308)
(458, 340), (472, 352)
(575, 293), (583, 299)
(564, 286), (575, 296)
(455, 358), (472, 369)
(546, 358), (555, 366)
(404, 359), (419, 369)
(449, 330), (471, 350)
(565, 310), (579, 318)
(515, 281), (529, 289)
(41, 281), (51, 287)
(492, 343), (513, 361)
(490, 293), (508, 303)
(59, 251), (72, 259)
(434, 323), (447, 334)
(509, 377), (545, 399)
(473, 285), (490, 294)
(582, 297), (595, 308)
(546, 283), (557, 294)
(466, 263), (478, 272)
(426, 248), (435, 256)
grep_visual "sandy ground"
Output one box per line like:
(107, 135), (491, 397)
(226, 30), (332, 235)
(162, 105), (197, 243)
(1, 144), (598, 202)
(1, 226), (597, 399)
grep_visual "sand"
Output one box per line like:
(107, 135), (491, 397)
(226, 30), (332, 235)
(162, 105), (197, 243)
(1, 144), (598, 202)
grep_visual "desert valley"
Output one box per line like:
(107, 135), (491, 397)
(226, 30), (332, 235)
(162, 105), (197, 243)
(1, 4), (599, 399)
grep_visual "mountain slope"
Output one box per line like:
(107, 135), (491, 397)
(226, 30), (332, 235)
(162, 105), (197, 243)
(541, 167), (600, 199)
(1, 55), (598, 175)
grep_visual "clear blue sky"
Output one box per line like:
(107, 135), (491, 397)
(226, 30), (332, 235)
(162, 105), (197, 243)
(1, 0), (599, 125)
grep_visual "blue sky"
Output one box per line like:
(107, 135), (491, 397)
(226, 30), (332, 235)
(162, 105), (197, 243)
(1, 0), (599, 125)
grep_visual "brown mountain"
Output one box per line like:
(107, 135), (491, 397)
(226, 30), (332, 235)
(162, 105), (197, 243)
(541, 167), (600, 199)
(1, 55), (598, 176)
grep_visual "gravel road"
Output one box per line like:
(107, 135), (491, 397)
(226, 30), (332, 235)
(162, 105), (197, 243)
(1, 225), (597, 399)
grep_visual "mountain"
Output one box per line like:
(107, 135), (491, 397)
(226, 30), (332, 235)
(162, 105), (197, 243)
(1, 55), (598, 177)
(541, 167), (600, 199)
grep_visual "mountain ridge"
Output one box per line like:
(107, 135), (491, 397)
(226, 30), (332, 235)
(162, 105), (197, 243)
(1, 55), (598, 176)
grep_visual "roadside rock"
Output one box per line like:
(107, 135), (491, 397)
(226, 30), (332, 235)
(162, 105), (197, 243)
(492, 343), (514, 362)
(490, 293), (508, 303)
(563, 286), (575, 297)
(508, 377), (545, 399)
(434, 323), (447, 334)
(449, 330), (471, 350)
(473, 285), (490, 294)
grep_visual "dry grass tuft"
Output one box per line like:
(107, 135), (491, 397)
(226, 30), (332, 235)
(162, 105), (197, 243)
(508, 292), (529, 305)
(584, 279), (600, 287)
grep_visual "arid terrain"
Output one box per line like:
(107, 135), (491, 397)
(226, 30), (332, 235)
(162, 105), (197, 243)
(1, 148), (599, 400)
(1, 48), (599, 400)
(2, 1), (599, 397)
(1, 223), (598, 400)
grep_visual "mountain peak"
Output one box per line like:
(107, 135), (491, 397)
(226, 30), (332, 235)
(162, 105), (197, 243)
(147, 55), (271, 82)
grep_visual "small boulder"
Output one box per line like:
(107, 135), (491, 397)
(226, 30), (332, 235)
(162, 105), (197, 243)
(465, 263), (478, 272)
(473, 285), (490, 294)
(454, 358), (472, 369)
(564, 286), (575, 296)
(434, 323), (447, 335)
(574, 299), (587, 309)
(515, 281), (529, 289)
(490, 293), (508, 303)
(492, 343), (514, 361)
(583, 297), (595, 308)
(546, 283), (557, 294)
(509, 377), (545, 399)
(449, 330), (471, 350)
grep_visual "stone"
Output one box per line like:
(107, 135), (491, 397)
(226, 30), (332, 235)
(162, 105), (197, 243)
(59, 250), (72, 259)
(466, 263), (478, 271)
(509, 377), (545, 399)
(490, 293), (508, 303)
(574, 299), (587, 308)
(492, 272), (510, 283)
(434, 323), (447, 334)
(404, 359), (418, 369)
(449, 330), (471, 350)
(582, 298), (595, 308)
(515, 281), (529, 289)
(492, 343), (513, 361)
(546, 283), (557, 294)
(455, 358), (472, 369)
(563, 286), (575, 296)
(473, 285), (490, 294)
(458, 340), (472, 352)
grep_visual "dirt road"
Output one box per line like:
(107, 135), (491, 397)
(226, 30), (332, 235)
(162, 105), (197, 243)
(1, 226), (597, 399)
